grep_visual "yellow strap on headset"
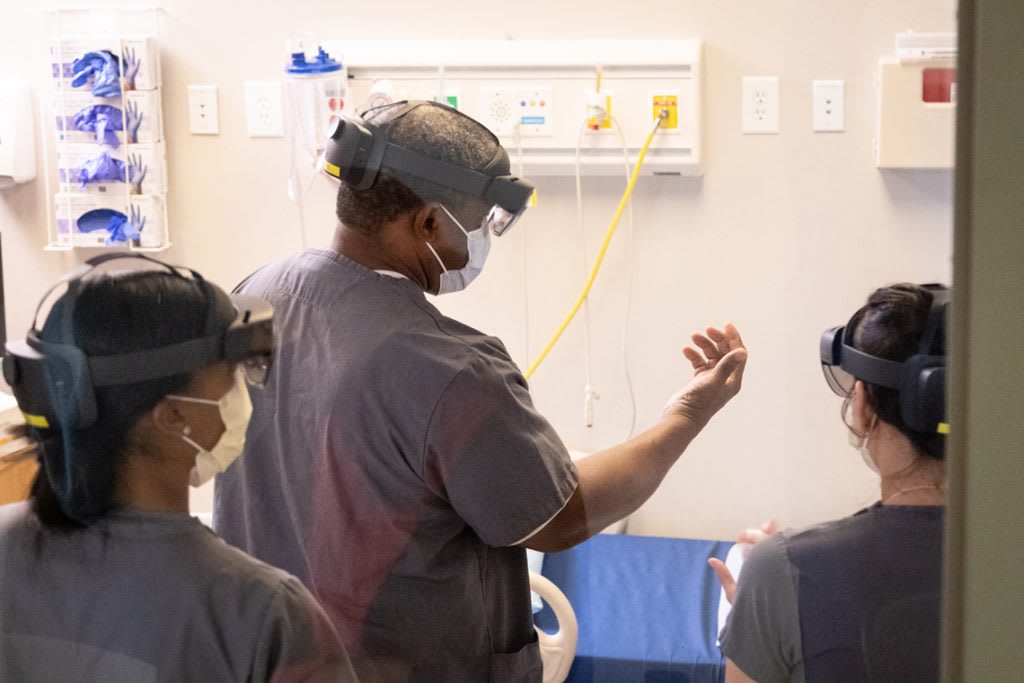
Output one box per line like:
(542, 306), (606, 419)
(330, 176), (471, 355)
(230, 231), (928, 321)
(23, 413), (49, 429)
(325, 161), (342, 178)
(937, 422), (950, 435)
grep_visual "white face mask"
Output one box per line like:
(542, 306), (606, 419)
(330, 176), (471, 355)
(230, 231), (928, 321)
(168, 369), (253, 487)
(425, 204), (491, 295)
(849, 414), (879, 474)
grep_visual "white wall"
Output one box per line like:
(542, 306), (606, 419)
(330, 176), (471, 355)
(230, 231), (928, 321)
(0, 0), (955, 540)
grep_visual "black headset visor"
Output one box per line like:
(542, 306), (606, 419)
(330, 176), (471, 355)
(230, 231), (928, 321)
(820, 324), (904, 397)
(322, 101), (535, 235)
(383, 143), (533, 235)
(819, 284), (949, 434)
(2, 255), (275, 430)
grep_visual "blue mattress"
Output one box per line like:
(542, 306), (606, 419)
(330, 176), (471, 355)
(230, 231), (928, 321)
(535, 534), (731, 683)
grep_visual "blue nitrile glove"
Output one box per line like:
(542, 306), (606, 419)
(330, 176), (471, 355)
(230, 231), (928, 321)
(76, 152), (126, 189)
(122, 46), (141, 90)
(128, 204), (146, 237)
(105, 210), (141, 245)
(71, 104), (124, 148)
(77, 208), (127, 234)
(71, 50), (121, 98)
(126, 153), (148, 194)
(124, 99), (143, 143)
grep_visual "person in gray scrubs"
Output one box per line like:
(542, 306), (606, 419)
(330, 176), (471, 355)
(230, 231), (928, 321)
(215, 100), (748, 682)
(711, 284), (948, 683)
(0, 259), (355, 682)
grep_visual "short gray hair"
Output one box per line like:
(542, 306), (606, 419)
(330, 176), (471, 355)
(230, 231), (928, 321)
(335, 103), (501, 235)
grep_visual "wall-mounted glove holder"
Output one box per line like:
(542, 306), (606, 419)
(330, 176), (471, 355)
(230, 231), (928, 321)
(42, 6), (169, 252)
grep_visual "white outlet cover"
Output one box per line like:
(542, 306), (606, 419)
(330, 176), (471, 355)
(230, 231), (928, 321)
(245, 81), (284, 137)
(480, 87), (516, 136)
(813, 79), (844, 132)
(188, 84), (219, 135)
(742, 76), (779, 134)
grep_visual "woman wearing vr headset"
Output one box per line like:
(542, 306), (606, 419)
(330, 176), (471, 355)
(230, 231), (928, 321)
(711, 283), (948, 683)
(0, 256), (354, 682)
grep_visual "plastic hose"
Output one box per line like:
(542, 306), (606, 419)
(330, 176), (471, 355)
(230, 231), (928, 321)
(524, 114), (664, 380)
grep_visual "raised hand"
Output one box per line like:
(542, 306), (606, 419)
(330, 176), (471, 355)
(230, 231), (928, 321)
(708, 518), (781, 605)
(738, 519), (780, 545)
(663, 323), (748, 423)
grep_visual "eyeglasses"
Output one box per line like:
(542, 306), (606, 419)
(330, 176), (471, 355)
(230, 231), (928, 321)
(241, 353), (272, 388)
(483, 204), (523, 236)
(445, 203), (525, 237)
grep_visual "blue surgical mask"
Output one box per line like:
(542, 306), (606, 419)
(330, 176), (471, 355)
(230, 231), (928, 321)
(425, 205), (491, 295)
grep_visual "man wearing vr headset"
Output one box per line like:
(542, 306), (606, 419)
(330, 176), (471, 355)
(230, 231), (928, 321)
(1, 255), (355, 681)
(215, 100), (747, 681)
(710, 283), (948, 683)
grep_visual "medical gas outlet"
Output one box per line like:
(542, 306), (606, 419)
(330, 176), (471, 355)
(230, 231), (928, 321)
(651, 93), (679, 130)
(585, 91), (613, 131)
(481, 86), (554, 137)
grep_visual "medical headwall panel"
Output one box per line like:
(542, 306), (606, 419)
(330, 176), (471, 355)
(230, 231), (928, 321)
(333, 40), (704, 176)
(42, 8), (170, 251)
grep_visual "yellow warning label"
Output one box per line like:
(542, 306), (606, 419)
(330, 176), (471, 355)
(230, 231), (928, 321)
(652, 94), (679, 129)
(23, 413), (49, 429)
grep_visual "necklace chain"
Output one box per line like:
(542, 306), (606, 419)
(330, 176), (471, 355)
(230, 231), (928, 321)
(882, 484), (945, 504)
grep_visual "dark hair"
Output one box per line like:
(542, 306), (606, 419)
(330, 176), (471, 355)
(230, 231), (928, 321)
(848, 283), (946, 460)
(335, 103), (502, 235)
(30, 270), (230, 528)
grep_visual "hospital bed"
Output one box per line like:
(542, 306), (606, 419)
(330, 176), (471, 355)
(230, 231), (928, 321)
(535, 533), (731, 683)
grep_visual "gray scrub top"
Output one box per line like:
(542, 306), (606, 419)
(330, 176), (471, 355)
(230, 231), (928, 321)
(0, 501), (354, 682)
(215, 249), (579, 682)
(720, 503), (944, 683)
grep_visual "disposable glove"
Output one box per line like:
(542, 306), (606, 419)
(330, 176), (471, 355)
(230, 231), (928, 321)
(71, 50), (121, 98)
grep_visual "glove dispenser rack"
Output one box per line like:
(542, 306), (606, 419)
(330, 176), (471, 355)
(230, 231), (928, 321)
(42, 7), (170, 251)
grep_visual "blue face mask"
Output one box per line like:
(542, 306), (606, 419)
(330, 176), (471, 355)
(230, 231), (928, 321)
(424, 205), (492, 295)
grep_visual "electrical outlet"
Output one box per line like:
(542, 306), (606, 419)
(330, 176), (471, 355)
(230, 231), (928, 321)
(813, 79), (844, 132)
(742, 76), (779, 134)
(245, 81), (284, 137)
(187, 84), (219, 135)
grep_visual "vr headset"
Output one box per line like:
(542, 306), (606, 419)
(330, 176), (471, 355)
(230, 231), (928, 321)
(820, 284), (949, 435)
(3, 253), (273, 431)
(322, 100), (534, 237)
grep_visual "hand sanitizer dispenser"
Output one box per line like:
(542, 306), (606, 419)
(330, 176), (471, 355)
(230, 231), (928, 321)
(0, 81), (36, 189)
